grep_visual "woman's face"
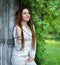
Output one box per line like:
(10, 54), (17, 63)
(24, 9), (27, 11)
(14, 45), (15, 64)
(22, 8), (30, 22)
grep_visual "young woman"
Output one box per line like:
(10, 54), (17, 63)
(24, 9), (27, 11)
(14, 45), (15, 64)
(11, 6), (37, 65)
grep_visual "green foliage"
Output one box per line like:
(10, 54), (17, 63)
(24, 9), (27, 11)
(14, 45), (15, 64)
(31, 0), (60, 64)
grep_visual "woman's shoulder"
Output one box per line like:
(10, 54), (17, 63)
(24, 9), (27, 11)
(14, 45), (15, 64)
(13, 25), (21, 33)
(14, 25), (21, 30)
(16, 25), (21, 35)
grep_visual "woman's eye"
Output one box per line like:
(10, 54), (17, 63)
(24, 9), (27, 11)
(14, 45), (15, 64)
(23, 12), (26, 14)
(23, 12), (30, 14)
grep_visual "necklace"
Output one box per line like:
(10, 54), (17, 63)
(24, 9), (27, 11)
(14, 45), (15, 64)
(25, 25), (28, 28)
(24, 25), (28, 28)
(21, 23), (28, 28)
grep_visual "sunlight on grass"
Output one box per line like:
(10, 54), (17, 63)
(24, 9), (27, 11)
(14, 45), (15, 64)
(45, 39), (60, 45)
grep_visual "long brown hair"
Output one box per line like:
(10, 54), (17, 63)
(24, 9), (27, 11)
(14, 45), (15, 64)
(15, 6), (36, 50)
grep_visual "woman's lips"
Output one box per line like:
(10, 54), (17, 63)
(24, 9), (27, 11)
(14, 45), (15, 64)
(26, 16), (30, 19)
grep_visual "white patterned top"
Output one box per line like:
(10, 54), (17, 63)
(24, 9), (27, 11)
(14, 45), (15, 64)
(12, 25), (36, 59)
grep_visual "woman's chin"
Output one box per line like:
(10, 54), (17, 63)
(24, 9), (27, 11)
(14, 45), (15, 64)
(26, 19), (30, 22)
(23, 19), (30, 22)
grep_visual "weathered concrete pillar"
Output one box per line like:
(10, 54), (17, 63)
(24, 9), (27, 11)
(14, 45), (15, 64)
(0, 0), (19, 65)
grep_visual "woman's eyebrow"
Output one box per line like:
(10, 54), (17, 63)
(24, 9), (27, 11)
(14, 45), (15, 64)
(23, 11), (29, 13)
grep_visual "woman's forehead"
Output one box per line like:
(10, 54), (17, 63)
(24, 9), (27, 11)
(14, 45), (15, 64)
(22, 8), (29, 13)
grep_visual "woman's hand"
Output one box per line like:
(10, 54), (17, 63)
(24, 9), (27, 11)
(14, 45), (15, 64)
(27, 57), (34, 62)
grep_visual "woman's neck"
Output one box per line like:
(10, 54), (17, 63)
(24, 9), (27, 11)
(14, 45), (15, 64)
(21, 21), (27, 26)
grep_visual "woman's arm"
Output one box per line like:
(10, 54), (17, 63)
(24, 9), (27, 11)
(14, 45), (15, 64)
(28, 40), (36, 62)
(29, 38), (36, 59)
(13, 25), (22, 42)
(16, 25), (22, 43)
(13, 25), (22, 51)
(28, 25), (36, 62)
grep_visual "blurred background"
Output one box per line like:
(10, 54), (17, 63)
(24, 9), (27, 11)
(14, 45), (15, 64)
(0, 0), (60, 65)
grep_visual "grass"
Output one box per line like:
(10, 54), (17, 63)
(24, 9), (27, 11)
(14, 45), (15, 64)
(42, 39), (60, 65)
